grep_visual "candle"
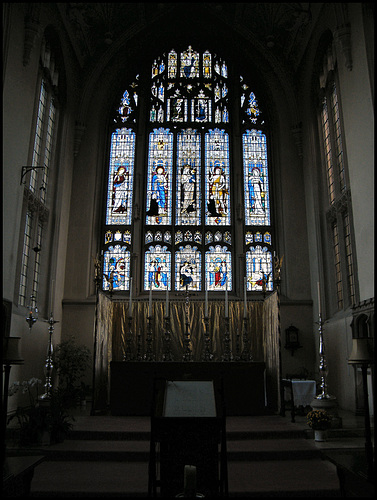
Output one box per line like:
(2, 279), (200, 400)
(317, 281), (321, 315)
(50, 279), (55, 315)
(184, 465), (196, 495)
(149, 283), (152, 318)
(205, 281), (208, 318)
(225, 280), (228, 318)
(244, 277), (247, 318)
(165, 286), (169, 318)
(128, 277), (133, 318)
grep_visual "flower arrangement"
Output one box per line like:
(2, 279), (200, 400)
(306, 409), (332, 430)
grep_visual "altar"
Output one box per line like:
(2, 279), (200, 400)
(93, 291), (281, 415)
(110, 361), (266, 415)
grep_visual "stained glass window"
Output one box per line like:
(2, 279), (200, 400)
(243, 130), (270, 226)
(144, 245), (170, 290)
(176, 129), (201, 225)
(103, 46), (273, 296)
(106, 129), (135, 225)
(246, 245), (273, 291)
(103, 245), (130, 291)
(175, 245), (201, 291)
(205, 129), (231, 226)
(146, 128), (174, 225)
(205, 245), (231, 291)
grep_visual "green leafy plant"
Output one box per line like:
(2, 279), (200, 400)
(306, 409), (332, 430)
(8, 379), (73, 445)
(54, 336), (91, 408)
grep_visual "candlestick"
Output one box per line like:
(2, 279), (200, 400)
(149, 283), (152, 317)
(165, 286), (169, 318)
(244, 277), (247, 318)
(225, 281), (228, 318)
(317, 281), (321, 315)
(205, 281), (208, 318)
(129, 277), (133, 318)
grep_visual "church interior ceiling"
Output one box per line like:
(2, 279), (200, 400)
(58, 3), (316, 71)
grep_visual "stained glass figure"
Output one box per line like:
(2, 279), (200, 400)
(180, 46), (199, 78)
(203, 51), (211, 79)
(167, 96), (188, 122)
(175, 245), (201, 290)
(191, 91), (211, 122)
(144, 245), (170, 290)
(106, 129), (135, 225)
(103, 245), (130, 291)
(205, 129), (231, 225)
(146, 128), (173, 225)
(176, 129), (201, 225)
(118, 90), (133, 121)
(243, 129), (270, 225)
(206, 245), (231, 291)
(246, 245), (273, 291)
(168, 50), (177, 79)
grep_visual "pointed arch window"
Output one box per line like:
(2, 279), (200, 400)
(102, 47), (274, 295)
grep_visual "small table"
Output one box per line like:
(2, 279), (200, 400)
(280, 379), (317, 422)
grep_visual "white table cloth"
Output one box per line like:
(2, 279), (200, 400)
(288, 380), (317, 406)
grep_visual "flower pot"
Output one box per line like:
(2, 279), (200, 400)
(314, 429), (328, 442)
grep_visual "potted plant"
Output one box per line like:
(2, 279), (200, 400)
(54, 336), (91, 408)
(306, 409), (332, 441)
(7, 379), (73, 445)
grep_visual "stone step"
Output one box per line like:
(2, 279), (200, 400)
(29, 458), (340, 497)
(9, 437), (321, 462)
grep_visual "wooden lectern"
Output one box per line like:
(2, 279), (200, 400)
(148, 379), (228, 498)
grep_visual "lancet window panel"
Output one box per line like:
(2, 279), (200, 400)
(106, 128), (136, 226)
(175, 245), (201, 291)
(146, 128), (174, 225)
(144, 245), (171, 291)
(103, 245), (131, 291)
(205, 245), (232, 291)
(246, 245), (273, 292)
(205, 129), (231, 226)
(176, 129), (201, 225)
(243, 129), (270, 226)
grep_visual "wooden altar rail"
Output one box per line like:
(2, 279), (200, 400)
(110, 361), (266, 416)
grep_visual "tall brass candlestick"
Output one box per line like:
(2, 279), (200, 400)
(40, 314), (58, 400)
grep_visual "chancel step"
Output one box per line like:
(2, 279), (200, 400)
(16, 415), (342, 497)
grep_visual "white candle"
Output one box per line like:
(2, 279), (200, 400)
(225, 280), (228, 318)
(184, 465), (196, 494)
(205, 281), (208, 318)
(165, 286), (169, 318)
(128, 277), (133, 318)
(50, 279), (55, 315)
(317, 281), (321, 315)
(149, 283), (152, 318)
(244, 277), (247, 318)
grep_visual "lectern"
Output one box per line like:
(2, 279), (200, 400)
(148, 379), (228, 498)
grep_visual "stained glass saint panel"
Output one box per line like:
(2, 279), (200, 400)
(205, 129), (231, 226)
(243, 129), (270, 226)
(180, 46), (199, 78)
(246, 245), (273, 291)
(175, 245), (201, 291)
(103, 245), (130, 291)
(106, 128), (135, 225)
(144, 245), (170, 291)
(176, 129), (201, 225)
(205, 245), (232, 291)
(146, 128), (173, 225)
